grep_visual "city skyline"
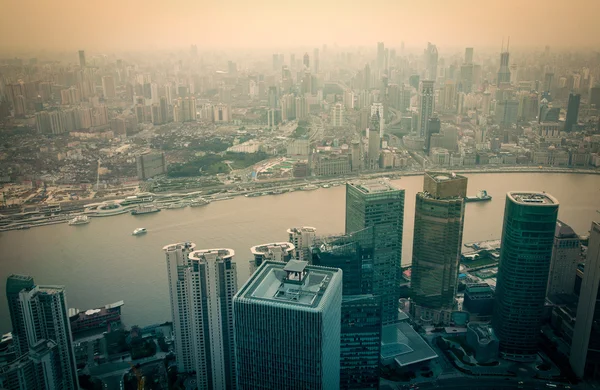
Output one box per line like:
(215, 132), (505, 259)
(1, 0), (600, 51)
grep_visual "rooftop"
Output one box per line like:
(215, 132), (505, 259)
(556, 220), (578, 238)
(190, 248), (235, 260)
(426, 172), (467, 182)
(287, 226), (317, 234)
(348, 179), (401, 195)
(163, 242), (196, 252)
(235, 261), (341, 309)
(250, 242), (295, 256)
(381, 321), (438, 367)
(508, 192), (558, 205)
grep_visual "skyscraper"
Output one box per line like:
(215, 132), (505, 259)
(288, 226), (317, 261)
(234, 260), (342, 389)
(345, 180), (405, 324)
(0, 339), (61, 390)
(367, 117), (380, 169)
(164, 243), (238, 390)
(78, 50), (86, 67)
(410, 173), (468, 324)
(6, 275), (79, 389)
(493, 192), (559, 361)
(377, 42), (385, 72)
(564, 93), (581, 132)
(370, 102), (385, 138)
(546, 221), (581, 297)
(497, 49), (511, 86)
(303, 52), (310, 69)
(418, 80), (435, 138)
(331, 103), (344, 127)
(425, 43), (438, 81)
(101, 75), (116, 98)
(570, 221), (600, 379)
(465, 47), (474, 64)
(249, 242), (295, 273)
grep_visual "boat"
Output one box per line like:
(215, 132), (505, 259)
(131, 205), (161, 215)
(68, 215), (90, 225)
(15, 225), (31, 230)
(465, 190), (492, 203)
(302, 184), (319, 191)
(190, 198), (210, 207)
(245, 193), (262, 198)
(322, 184), (330, 188)
(132, 228), (147, 235)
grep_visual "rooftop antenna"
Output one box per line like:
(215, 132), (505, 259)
(507, 36), (510, 52)
(501, 37), (504, 52)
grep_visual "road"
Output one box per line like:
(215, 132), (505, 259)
(400, 378), (577, 390)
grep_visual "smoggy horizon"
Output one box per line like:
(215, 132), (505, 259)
(1, 0), (599, 52)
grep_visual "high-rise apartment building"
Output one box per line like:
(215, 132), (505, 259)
(564, 93), (581, 132)
(164, 244), (238, 390)
(493, 192), (559, 361)
(78, 50), (86, 67)
(418, 80), (435, 138)
(331, 103), (344, 127)
(249, 242), (295, 273)
(546, 221), (581, 297)
(570, 221), (600, 379)
(6, 275), (79, 389)
(234, 260), (342, 389)
(345, 180), (404, 324)
(465, 47), (474, 64)
(287, 226), (317, 261)
(0, 339), (61, 390)
(410, 173), (468, 324)
(101, 76), (116, 98)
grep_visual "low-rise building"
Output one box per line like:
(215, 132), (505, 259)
(466, 322), (499, 363)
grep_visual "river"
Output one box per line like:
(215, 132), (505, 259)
(0, 172), (598, 333)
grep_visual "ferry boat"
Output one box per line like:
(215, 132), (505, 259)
(68, 215), (90, 225)
(132, 228), (147, 235)
(131, 205), (161, 215)
(302, 184), (319, 191)
(245, 193), (262, 198)
(190, 198), (210, 207)
(465, 190), (492, 203)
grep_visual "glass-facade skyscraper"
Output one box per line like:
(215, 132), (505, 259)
(410, 173), (467, 324)
(345, 180), (405, 325)
(493, 192), (559, 361)
(234, 260), (342, 389)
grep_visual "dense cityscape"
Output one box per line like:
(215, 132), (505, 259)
(1, 1), (600, 390)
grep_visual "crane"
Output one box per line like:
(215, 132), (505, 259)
(128, 362), (145, 390)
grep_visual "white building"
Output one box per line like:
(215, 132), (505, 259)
(164, 243), (238, 390)
(331, 103), (344, 127)
(249, 242), (295, 273)
(287, 227), (317, 261)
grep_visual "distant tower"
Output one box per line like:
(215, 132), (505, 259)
(546, 220), (581, 297)
(368, 112), (381, 168)
(249, 242), (295, 273)
(101, 76), (116, 98)
(287, 226), (317, 261)
(497, 39), (511, 86)
(425, 42), (438, 81)
(493, 192), (559, 361)
(410, 173), (468, 324)
(164, 243), (238, 390)
(78, 50), (86, 67)
(234, 260), (342, 389)
(303, 52), (310, 69)
(6, 275), (79, 389)
(465, 47), (474, 64)
(377, 42), (385, 72)
(570, 221), (600, 379)
(418, 80), (435, 138)
(313, 48), (320, 73)
(370, 102), (385, 138)
(564, 92), (581, 132)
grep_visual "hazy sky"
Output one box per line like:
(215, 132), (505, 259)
(1, 0), (599, 51)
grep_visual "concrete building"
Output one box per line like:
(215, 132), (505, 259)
(164, 243), (238, 390)
(547, 221), (581, 297)
(493, 192), (559, 361)
(418, 80), (435, 138)
(101, 76), (116, 98)
(564, 93), (580, 132)
(497, 50), (511, 86)
(345, 180), (405, 324)
(287, 226), (317, 262)
(463, 283), (494, 321)
(6, 275), (79, 389)
(234, 260), (342, 389)
(314, 153), (351, 176)
(570, 221), (600, 379)
(0, 340), (61, 390)
(466, 322), (499, 363)
(410, 173), (468, 324)
(249, 242), (295, 273)
(136, 152), (167, 180)
(331, 103), (344, 127)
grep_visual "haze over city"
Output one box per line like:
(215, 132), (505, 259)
(1, 0), (600, 51)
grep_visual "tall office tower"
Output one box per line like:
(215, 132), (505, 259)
(351, 141), (361, 171)
(345, 180), (405, 324)
(267, 86), (278, 109)
(249, 242), (295, 273)
(564, 93), (581, 132)
(440, 80), (456, 112)
(234, 260), (342, 389)
(495, 100), (519, 127)
(547, 221), (581, 297)
(418, 80), (435, 138)
(425, 42), (438, 81)
(313, 48), (319, 73)
(13, 95), (26, 117)
(570, 221), (600, 379)
(78, 50), (86, 67)
(370, 102), (385, 138)
(410, 173), (468, 324)
(295, 96), (308, 120)
(493, 192), (559, 361)
(377, 42), (385, 72)
(6, 275), (79, 389)
(101, 75), (116, 98)
(364, 64), (371, 90)
(543, 73), (554, 93)
(150, 83), (159, 105)
(164, 243), (238, 390)
(288, 226), (317, 261)
(465, 47), (474, 64)
(368, 115), (381, 169)
(460, 64), (474, 93)
(303, 52), (310, 69)
(497, 49), (511, 86)
(331, 103), (344, 127)
(424, 117), (441, 153)
(159, 97), (168, 124)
